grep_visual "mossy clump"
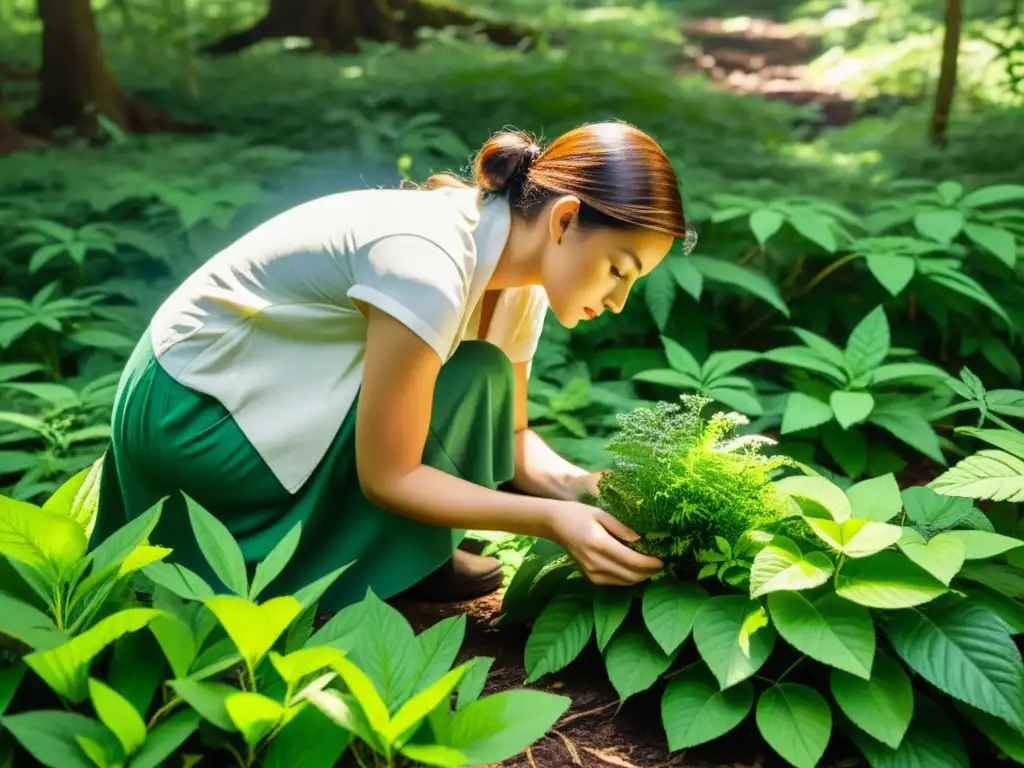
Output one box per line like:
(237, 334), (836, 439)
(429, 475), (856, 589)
(596, 394), (795, 562)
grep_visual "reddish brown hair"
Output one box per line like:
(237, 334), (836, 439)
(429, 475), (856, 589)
(425, 121), (689, 241)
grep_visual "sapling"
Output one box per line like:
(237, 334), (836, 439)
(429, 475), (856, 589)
(595, 394), (795, 563)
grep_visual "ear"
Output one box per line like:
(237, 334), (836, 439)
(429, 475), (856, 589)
(548, 195), (581, 245)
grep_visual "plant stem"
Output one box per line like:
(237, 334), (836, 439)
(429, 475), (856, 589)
(52, 585), (64, 631)
(147, 696), (182, 729)
(777, 654), (806, 682)
(800, 252), (862, 297)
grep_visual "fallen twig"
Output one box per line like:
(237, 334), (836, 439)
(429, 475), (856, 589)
(581, 746), (644, 768)
(556, 701), (617, 728)
(551, 730), (582, 765)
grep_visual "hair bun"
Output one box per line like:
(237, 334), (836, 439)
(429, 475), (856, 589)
(473, 130), (542, 195)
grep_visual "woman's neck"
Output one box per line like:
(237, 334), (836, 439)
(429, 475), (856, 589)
(487, 211), (544, 290)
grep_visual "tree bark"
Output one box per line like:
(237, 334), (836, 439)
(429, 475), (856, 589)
(201, 0), (532, 55)
(929, 0), (963, 148)
(31, 0), (210, 140)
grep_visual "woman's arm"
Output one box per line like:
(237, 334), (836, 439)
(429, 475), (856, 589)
(356, 307), (557, 539)
(509, 362), (603, 502)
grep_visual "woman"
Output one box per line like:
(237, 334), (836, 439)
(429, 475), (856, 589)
(92, 120), (691, 611)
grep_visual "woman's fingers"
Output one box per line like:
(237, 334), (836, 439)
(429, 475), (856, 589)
(594, 512), (664, 574)
(594, 510), (640, 543)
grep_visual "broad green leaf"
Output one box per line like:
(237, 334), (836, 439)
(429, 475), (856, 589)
(755, 683), (832, 768)
(1, 710), (120, 768)
(692, 596), (776, 690)
(780, 392), (834, 434)
(929, 450), (1024, 502)
(303, 688), (381, 754)
(269, 646), (343, 685)
(888, 601), (1024, 730)
(643, 267), (676, 330)
(347, 590), (425, 711)
(830, 391), (875, 429)
(73, 502), (164, 603)
(129, 710), (202, 768)
(434, 689), (571, 766)
(292, 561), (353, 613)
(592, 588), (632, 651)
(749, 209), (784, 245)
(942, 530), (1024, 560)
(41, 466), (93, 521)
(330, 652), (392, 737)
(668, 257), (703, 301)
(960, 183), (1024, 208)
(775, 474), (852, 522)
(830, 650), (913, 749)
(168, 679), (238, 732)
(865, 254), (916, 296)
(870, 412), (945, 464)
(398, 744), (466, 767)
(897, 529), (965, 585)
(807, 517), (903, 558)
(524, 593), (593, 683)
(869, 361), (950, 386)
(456, 656), (494, 711)
(787, 212), (837, 252)
(836, 552), (947, 609)
(964, 223), (1016, 268)
(661, 336), (701, 376)
(225, 691), (285, 747)
(414, 614), (466, 690)
(844, 692), (969, 768)
(748, 536), (833, 598)
(955, 427), (1024, 460)
(260, 704), (352, 768)
(845, 473), (902, 522)
(914, 209), (964, 245)
(388, 663), (468, 745)
(705, 385), (762, 416)
(106, 629), (162, 718)
(23, 608), (158, 703)
(0, 663), (25, 715)
(768, 592), (875, 679)
(87, 677), (145, 757)
(688, 255), (790, 316)
(205, 595), (302, 669)
(641, 579), (708, 654)
(955, 701), (1024, 764)
(0, 495), (88, 582)
(790, 328), (847, 368)
(185, 494), (248, 596)
(920, 262), (1012, 327)
(633, 368), (702, 390)
(603, 628), (674, 702)
(700, 350), (760, 381)
(844, 306), (890, 377)
(901, 485), (973, 529)
(249, 521), (301, 601)
(661, 665), (753, 750)
(142, 562), (215, 602)
(822, 422), (868, 478)
(764, 346), (843, 381)
(0, 591), (65, 649)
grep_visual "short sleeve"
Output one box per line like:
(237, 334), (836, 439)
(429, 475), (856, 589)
(347, 234), (468, 361)
(486, 286), (550, 364)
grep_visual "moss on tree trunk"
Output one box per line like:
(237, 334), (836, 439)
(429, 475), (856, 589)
(201, 0), (532, 55)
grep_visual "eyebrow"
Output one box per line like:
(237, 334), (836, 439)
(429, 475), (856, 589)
(619, 248), (644, 275)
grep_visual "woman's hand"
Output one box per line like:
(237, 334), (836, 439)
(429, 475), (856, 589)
(547, 501), (663, 586)
(564, 470), (606, 500)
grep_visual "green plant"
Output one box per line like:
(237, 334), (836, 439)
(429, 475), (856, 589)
(765, 304), (954, 472)
(0, 477), (571, 768)
(597, 394), (794, 561)
(501, 429), (1024, 767)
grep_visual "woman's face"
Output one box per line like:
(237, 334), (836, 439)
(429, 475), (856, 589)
(539, 196), (676, 328)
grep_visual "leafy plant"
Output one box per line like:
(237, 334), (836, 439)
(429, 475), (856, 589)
(501, 430), (1024, 768)
(764, 304), (954, 472)
(596, 394), (794, 561)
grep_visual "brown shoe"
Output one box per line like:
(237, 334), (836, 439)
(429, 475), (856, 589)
(404, 546), (504, 603)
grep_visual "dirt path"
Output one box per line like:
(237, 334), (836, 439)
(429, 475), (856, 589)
(678, 16), (858, 128)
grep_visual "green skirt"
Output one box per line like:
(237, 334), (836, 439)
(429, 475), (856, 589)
(92, 333), (516, 612)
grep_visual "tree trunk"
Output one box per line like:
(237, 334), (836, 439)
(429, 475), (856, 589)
(31, 0), (210, 140)
(929, 0), (963, 148)
(36, 0), (131, 131)
(201, 0), (532, 55)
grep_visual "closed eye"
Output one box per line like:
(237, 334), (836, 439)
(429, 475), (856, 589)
(610, 265), (627, 279)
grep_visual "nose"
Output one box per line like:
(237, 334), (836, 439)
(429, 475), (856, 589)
(604, 281), (631, 314)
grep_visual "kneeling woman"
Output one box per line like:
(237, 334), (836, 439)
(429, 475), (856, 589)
(92, 121), (691, 611)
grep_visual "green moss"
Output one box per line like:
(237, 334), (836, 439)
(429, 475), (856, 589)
(597, 394), (795, 562)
